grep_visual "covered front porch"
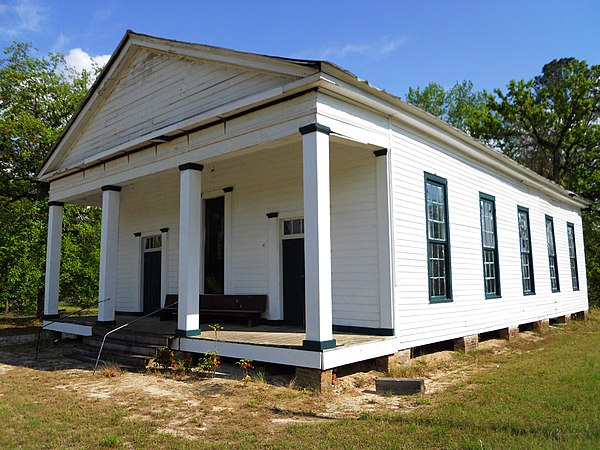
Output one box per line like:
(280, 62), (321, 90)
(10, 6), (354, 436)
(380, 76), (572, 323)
(43, 313), (399, 370)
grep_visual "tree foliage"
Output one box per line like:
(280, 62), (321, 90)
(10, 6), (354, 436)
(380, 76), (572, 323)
(406, 58), (600, 306)
(0, 42), (100, 314)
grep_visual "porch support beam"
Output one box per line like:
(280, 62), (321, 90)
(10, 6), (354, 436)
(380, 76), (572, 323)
(374, 149), (394, 331)
(98, 185), (121, 324)
(300, 123), (336, 351)
(43, 201), (64, 319)
(177, 163), (203, 337)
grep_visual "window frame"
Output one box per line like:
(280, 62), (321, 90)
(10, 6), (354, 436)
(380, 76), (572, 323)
(424, 172), (452, 303)
(517, 206), (535, 295)
(479, 192), (501, 298)
(566, 222), (579, 291)
(545, 215), (560, 293)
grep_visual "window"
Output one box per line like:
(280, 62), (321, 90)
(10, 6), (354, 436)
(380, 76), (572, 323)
(517, 206), (535, 295)
(424, 173), (452, 302)
(567, 222), (579, 291)
(545, 215), (560, 292)
(480, 193), (500, 297)
(283, 218), (304, 237)
(144, 235), (162, 251)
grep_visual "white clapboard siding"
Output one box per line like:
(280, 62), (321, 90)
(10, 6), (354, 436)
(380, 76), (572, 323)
(113, 138), (380, 327)
(390, 121), (588, 348)
(59, 48), (298, 169)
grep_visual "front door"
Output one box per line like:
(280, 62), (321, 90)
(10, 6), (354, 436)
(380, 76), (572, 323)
(143, 236), (162, 313)
(204, 196), (225, 294)
(283, 238), (305, 326)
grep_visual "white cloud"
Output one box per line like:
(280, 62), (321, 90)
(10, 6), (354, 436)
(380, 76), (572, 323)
(65, 48), (110, 74)
(294, 36), (408, 62)
(0, 0), (47, 36)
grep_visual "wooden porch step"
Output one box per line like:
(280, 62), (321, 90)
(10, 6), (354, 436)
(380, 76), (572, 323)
(68, 345), (151, 370)
(91, 327), (172, 347)
(82, 335), (161, 357)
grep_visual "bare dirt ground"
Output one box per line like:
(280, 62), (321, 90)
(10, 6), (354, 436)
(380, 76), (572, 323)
(0, 330), (544, 442)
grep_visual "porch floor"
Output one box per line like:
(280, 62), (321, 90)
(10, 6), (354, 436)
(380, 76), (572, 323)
(56, 314), (387, 349)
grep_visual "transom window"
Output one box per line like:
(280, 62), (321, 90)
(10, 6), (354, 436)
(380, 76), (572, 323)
(480, 193), (500, 298)
(144, 235), (162, 251)
(425, 172), (452, 302)
(567, 222), (579, 291)
(517, 206), (535, 295)
(283, 218), (304, 237)
(545, 215), (560, 292)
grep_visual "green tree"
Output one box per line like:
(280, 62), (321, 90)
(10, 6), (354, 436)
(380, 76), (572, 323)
(0, 42), (100, 314)
(405, 80), (489, 137)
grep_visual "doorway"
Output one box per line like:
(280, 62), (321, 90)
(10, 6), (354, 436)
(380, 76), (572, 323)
(282, 218), (305, 326)
(142, 235), (162, 313)
(204, 196), (225, 294)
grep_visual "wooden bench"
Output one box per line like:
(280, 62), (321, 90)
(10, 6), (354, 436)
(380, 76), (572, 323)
(159, 294), (267, 327)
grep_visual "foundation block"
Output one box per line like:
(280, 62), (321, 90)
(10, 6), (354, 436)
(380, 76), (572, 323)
(499, 326), (519, 341)
(454, 334), (479, 352)
(295, 368), (333, 392)
(553, 314), (571, 324)
(533, 319), (550, 333)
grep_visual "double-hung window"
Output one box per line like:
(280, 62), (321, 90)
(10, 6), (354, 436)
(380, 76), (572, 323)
(424, 173), (452, 302)
(545, 215), (560, 292)
(480, 193), (500, 297)
(566, 222), (579, 291)
(517, 206), (535, 295)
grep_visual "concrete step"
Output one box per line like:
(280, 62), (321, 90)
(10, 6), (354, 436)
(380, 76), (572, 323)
(82, 336), (160, 357)
(70, 344), (150, 370)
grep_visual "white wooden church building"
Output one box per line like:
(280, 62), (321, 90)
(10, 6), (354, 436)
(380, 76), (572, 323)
(39, 31), (589, 379)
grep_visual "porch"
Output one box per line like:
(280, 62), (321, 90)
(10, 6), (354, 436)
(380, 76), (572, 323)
(44, 314), (399, 370)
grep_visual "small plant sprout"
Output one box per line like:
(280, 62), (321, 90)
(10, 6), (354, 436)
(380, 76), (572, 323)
(209, 323), (223, 340)
(197, 351), (221, 377)
(236, 358), (254, 383)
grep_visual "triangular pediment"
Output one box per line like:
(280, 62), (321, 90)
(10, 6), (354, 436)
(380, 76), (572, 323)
(40, 31), (319, 178)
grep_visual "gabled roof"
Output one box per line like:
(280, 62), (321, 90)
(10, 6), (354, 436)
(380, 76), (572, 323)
(38, 31), (589, 210)
(37, 30), (322, 178)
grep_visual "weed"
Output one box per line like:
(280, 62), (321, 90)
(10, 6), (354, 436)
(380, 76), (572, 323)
(100, 434), (121, 447)
(236, 358), (254, 383)
(154, 347), (176, 369)
(198, 351), (220, 376)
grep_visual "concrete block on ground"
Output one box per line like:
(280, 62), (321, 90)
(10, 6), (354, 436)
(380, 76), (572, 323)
(454, 334), (478, 352)
(499, 326), (519, 341)
(533, 319), (550, 333)
(295, 367), (333, 392)
(376, 377), (424, 395)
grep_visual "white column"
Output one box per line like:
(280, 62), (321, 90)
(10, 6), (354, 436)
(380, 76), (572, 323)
(98, 185), (121, 324)
(43, 201), (64, 319)
(177, 163), (203, 336)
(374, 149), (394, 333)
(266, 212), (282, 321)
(160, 228), (169, 307)
(300, 123), (336, 350)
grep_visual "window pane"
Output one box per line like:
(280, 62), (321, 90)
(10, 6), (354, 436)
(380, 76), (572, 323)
(518, 208), (534, 294)
(425, 174), (451, 301)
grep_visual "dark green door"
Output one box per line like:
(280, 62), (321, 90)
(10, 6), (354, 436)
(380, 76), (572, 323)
(283, 238), (305, 326)
(204, 197), (225, 294)
(143, 251), (161, 313)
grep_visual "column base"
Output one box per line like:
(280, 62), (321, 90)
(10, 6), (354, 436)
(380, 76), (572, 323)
(42, 314), (61, 320)
(302, 339), (336, 351)
(176, 329), (201, 337)
(96, 320), (117, 326)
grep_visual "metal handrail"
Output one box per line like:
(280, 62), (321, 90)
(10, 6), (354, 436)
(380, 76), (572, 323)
(35, 297), (110, 361)
(93, 301), (178, 374)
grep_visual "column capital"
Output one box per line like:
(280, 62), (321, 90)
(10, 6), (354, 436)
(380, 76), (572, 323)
(178, 163), (204, 172)
(48, 201), (64, 207)
(101, 185), (122, 192)
(299, 123), (331, 136)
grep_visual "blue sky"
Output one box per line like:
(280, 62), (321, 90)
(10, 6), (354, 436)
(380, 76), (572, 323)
(0, 0), (598, 96)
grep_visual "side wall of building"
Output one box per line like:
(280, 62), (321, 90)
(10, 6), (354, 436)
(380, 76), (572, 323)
(390, 122), (588, 347)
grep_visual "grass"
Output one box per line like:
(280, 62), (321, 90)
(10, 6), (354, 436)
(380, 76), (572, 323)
(0, 311), (598, 448)
(268, 315), (600, 449)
